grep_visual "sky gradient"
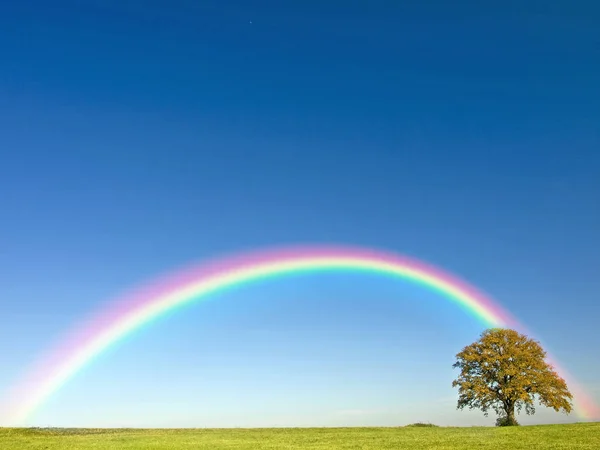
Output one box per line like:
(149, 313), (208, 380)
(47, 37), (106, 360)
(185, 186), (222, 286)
(1, 1), (599, 427)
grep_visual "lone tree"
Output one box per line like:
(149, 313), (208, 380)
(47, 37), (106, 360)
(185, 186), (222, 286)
(452, 328), (573, 426)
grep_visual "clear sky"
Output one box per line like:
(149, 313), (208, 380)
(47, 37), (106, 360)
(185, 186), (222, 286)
(1, 1), (599, 427)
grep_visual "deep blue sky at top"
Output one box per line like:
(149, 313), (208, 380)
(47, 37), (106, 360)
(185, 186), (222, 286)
(1, 1), (599, 427)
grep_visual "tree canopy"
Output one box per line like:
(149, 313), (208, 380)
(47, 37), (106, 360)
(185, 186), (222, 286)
(452, 328), (573, 426)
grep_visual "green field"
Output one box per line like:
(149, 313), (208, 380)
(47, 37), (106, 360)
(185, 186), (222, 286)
(2, 423), (599, 449)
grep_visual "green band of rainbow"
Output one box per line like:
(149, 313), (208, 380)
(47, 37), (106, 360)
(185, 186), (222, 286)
(4, 245), (599, 424)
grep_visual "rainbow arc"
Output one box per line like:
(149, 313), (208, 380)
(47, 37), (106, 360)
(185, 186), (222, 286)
(5, 245), (598, 424)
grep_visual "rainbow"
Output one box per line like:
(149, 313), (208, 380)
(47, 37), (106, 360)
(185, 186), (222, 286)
(4, 245), (599, 424)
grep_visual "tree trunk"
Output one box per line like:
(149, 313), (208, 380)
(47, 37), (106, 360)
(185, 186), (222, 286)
(507, 407), (515, 425)
(504, 401), (518, 426)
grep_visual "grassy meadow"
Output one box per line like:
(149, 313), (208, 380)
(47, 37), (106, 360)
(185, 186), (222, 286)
(1, 422), (599, 449)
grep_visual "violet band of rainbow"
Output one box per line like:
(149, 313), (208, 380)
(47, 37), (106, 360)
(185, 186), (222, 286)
(4, 245), (599, 424)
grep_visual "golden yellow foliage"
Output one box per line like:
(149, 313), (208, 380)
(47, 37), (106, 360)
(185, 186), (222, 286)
(452, 328), (573, 426)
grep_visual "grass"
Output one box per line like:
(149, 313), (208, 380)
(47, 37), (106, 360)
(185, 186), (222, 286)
(1, 423), (599, 449)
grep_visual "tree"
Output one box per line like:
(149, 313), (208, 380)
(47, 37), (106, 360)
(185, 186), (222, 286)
(452, 328), (573, 426)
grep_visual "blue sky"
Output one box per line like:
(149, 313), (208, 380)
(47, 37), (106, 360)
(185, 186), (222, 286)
(1, 1), (599, 427)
